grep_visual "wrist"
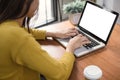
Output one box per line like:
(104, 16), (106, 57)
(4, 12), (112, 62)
(66, 45), (74, 53)
(46, 31), (56, 37)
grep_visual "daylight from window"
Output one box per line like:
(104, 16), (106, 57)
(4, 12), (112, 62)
(30, 0), (55, 28)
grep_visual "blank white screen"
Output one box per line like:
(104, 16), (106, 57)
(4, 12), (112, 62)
(79, 3), (116, 41)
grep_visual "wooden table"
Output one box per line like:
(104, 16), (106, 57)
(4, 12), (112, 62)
(38, 21), (120, 80)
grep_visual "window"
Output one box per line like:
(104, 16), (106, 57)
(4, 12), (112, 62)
(30, 0), (57, 28)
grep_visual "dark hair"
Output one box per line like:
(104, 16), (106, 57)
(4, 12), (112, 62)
(0, 0), (33, 30)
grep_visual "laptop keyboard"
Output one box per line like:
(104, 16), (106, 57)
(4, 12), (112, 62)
(78, 30), (100, 49)
(84, 37), (100, 49)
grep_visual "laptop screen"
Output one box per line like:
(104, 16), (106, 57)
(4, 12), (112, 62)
(79, 1), (117, 42)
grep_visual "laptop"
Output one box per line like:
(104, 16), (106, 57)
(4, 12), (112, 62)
(56, 1), (119, 57)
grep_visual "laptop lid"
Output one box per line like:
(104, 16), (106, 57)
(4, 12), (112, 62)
(78, 1), (119, 44)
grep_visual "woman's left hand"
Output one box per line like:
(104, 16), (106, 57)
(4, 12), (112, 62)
(54, 27), (79, 38)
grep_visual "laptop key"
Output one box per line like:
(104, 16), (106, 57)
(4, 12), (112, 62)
(83, 45), (90, 49)
(78, 30), (100, 48)
(84, 38), (100, 49)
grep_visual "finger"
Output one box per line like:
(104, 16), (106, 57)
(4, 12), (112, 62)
(83, 37), (91, 43)
(81, 42), (89, 45)
(68, 29), (78, 33)
(76, 34), (83, 37)
(76, 30), (79, 35)
(67, 32), (77, 37)
(67, 29), (79, 35)
(75, 27), (79, 30)
(83, 40), (91, 43)
(82, 38), (91, 44)
(69, 27), (76, 30)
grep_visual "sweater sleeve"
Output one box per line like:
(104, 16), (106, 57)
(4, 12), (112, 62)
(13, 35), (75, 80)
(28, 28), (46, 40)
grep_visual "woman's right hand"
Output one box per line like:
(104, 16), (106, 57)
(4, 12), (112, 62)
(66, 34), (91, 53)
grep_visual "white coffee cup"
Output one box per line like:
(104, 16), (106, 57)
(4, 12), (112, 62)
(83, 65), (102, 80)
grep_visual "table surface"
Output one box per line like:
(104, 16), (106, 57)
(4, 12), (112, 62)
(38, 21), (120, 80)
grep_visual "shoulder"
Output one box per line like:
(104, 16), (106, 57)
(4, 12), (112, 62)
(0, 21), (31, 38)
(0, 21), (34, 47)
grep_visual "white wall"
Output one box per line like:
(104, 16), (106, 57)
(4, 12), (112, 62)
(104, 0), (114, 9)
(96, 0), (104, 6)
(97, 0), (120, 24)
(113, 0), (120, 24)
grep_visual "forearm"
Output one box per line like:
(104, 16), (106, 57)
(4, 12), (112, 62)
(16, 35), (75, 80)
(46, 31), (57, 37)
(46, 27), (78, 38)
(46, 31), (75, 53)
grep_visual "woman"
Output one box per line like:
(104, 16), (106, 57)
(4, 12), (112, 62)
(0, 0), (90, 80)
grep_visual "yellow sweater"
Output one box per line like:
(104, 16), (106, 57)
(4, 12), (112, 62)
(0, 21), (75, 80)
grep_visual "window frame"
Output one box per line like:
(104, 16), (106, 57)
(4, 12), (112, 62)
(34, 0), (58, 28)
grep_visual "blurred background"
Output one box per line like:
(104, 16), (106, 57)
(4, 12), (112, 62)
(30, 0), (120, 28)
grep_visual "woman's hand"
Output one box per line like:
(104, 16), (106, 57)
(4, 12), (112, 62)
(54, 27), (79, 38)
(46, 27), (79, 38)
(66, 34), (91, 53)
